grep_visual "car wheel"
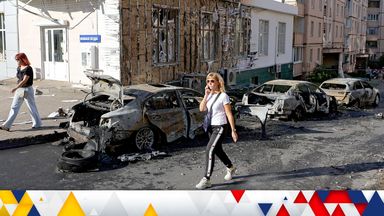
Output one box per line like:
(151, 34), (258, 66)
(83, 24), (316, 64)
(292, 106), (305, 122)
(57, 149), (98, 172)
(373, 94), (380, 107)
(134, 126), (157, 151)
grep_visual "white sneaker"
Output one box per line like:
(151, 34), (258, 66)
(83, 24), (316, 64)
(196, 177), (211, 189)
(224, 166), (236, 181)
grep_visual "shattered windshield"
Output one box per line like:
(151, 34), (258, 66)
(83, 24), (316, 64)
(255, 84), (292, 94)
(320, 83), (346, 90)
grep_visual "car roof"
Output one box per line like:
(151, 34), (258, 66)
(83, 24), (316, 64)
(125, 83), (183, 93)
(123, 84), (195, 99)
(321, 78), (363, 84)
(264, 79), (313, 86)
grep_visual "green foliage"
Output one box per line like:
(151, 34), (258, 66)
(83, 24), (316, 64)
(308, 65), (338, 84)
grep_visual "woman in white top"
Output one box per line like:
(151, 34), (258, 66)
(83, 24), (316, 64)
(195, 72), (238, 189)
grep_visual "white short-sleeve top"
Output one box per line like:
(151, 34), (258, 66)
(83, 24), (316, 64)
(206, 92), (230, 126)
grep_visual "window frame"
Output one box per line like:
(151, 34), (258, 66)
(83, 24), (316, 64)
(258, 19), (269, 56)
(152, 6), (179, 65)
(278, 22), (286, 55)
(200, 12), (217, 61)
(0, 13), (6, 62)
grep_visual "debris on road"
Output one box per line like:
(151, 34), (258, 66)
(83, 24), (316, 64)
(47, 107), (68, 118)
(376, 112), (383, 119)
(118, 151), (169, 162)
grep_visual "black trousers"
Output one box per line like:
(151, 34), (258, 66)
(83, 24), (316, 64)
(204, 125), (232, 179)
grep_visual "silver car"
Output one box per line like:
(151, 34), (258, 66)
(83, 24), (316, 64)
(241, 79), (337, 120)
(68, 72), (205, 152)
(320, 78), (380, 107)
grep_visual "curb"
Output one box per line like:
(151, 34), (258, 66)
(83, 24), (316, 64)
(0, 131), (67, 150)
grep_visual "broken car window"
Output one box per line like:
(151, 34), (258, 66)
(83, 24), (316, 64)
(321, 83), (346, 90)
(180, 90), (202, 110)
(145, 91), (179, 110)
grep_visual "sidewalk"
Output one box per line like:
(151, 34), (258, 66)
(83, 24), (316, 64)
(0, 78), (88, 149)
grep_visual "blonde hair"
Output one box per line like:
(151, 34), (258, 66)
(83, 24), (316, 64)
(206, 72), (226, 92)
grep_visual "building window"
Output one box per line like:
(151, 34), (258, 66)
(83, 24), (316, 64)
(152, 7), (179, 64)
(367, 41), (378, 48)
(368, 1), (380, 8)
(319, 0), (322, 11)
(201, 13), (216, 61)
(336, 25), (338, 38)
(309, 49), (313, 62)
(317, 48), (320, 61)
(311, 21), (314, 37)
(318, 23), (321, 37)
(258, 20), (269, 56)
(293, 47), (303, 62)
(367, 27), (378, 35)
(368, 14), (379, 21)
(311, 0), (315, 9)
(278, 22), (286, 54)
(235, 17), (251, 57)
(0, 13), (5, 61)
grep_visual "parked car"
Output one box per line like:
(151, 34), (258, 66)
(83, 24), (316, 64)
(68, 72), (205, 152)
(319, 78), (380, 107)
(241, 79), (337, 120)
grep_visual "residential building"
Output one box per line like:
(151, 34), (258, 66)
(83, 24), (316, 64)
(10, 0), (296, 87)
(344, 0), (367, 73)
(240, 0), (297, 84)
(286, 0), (368, 77)
(16, 0), (120, 84)
(0, 0), (18, 80)
(367, 0), (381, 60)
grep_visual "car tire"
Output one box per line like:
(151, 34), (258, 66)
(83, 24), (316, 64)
(291, 106), (305, 122)
(57, 149), (98, 172)
(134, 126), (157, 151)
(373, 94), (380, 107)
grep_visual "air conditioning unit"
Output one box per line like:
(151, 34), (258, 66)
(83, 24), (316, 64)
(276, 64), (281, 73)
(226, 70), (237, 86)
(185, 77), (202, 91)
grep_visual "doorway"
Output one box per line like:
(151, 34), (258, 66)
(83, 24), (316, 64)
(43, 28), (68, 81)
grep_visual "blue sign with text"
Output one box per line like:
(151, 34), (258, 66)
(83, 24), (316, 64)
(80, 35), (101, 43)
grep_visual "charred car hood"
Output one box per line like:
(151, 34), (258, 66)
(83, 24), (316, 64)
(85, 72), (123, 102)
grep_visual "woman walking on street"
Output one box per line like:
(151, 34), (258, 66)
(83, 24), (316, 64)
(196, 72), (238, 189)
(0, 53), (42, 131)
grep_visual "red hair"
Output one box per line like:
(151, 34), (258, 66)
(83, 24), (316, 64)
(15, 53), (31, 66)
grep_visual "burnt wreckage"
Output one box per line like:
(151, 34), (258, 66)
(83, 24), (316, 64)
(68, 72), (205, 152)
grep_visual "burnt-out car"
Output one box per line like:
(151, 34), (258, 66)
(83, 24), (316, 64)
(68, 73), (205, 152)
(241, 79), (337, 120)
(320, 78), (380, 108)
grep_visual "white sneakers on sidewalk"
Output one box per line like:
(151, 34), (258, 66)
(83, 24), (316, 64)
(196, 166), (237, 189)
(224, 166), (237, 181)
(196, 177), (211, 189)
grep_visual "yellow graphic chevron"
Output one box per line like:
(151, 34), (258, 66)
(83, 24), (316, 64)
(58, 192), (85, 216)
(0, 205), (10, 216)
(13, 192), (33, 216)
(0, 191), (17, 204)
(144, 203), (158, 216)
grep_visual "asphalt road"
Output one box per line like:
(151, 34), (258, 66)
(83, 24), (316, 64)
(1, 101), (383, 190)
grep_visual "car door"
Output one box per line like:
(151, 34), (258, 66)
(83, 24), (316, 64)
(179, 89), (205, 139)
(361, 81), (374, 104)
(351, 81), (365, 103)
(144, 91), (187, 142)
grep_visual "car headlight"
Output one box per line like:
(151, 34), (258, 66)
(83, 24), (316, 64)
(100, 118), (112, 128)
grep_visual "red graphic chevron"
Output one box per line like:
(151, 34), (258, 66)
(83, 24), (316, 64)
(231, 190), (245, 203)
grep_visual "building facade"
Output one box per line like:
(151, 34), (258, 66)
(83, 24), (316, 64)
(121, 0), (296, 87)
(287, 0), (368, 77)
(366, 0), (383, 61)
(0, 0), (18, 80)
(16, 0), (120, 84)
